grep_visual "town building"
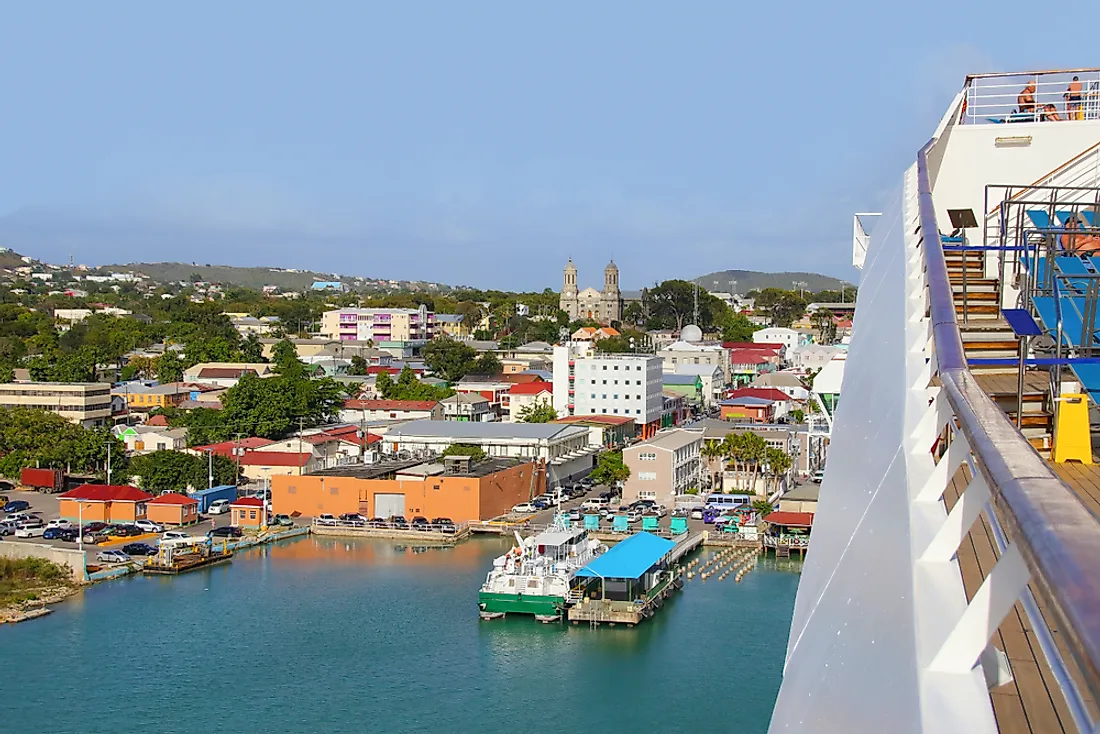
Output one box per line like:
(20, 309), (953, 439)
(550, 415), (636, 448)
(720, 395), (777, 423)
(182, 362), (274, 388)
(657, 341), (730, 384)
(661, 373), (704, 406)
(672, 364), (725, 407)
(559, 259), (622, 323)
(749, 372), (810, 400)
(381, 420), (595, 486)
(145, 493), (200, 526)
(230, 496), (266, 528)
(571, 326), (621, 342)
(58, 484), (153, 523)
(753, 327), (806, 353)
(434, 313), (470, 340)
(114, 425), (188, 453)
(552, 345), (663, 438)
(727, 387), (794, 420)
(272, 455), (544, 522)
(502, 382), (554, 423)
(621, 430), (703, 506)
(117, 382), (192, 411)
(225, 313), (282, 337)
(237, 451), (319, 482)
(728, 350), (776, 386)
(339, 399), (443, 423)
(320, 305), (435, 343)
(440, 393), (493, 422)
(0, 381), (112, 429)
(788, 343), (842, 371)
(778, 483), (819, 514)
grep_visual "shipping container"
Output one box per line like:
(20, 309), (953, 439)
(20, 468), (63, 492)
(189, 485), (238, 513)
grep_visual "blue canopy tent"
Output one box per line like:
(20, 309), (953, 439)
(576, 532), (677, 602)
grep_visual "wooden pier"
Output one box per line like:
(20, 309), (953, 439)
(311, 524), (468, 545)
(143, 550), (233, 575)
(568, 572), (684, 627)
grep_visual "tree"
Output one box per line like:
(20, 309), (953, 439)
(645, 280), (728, 331)
(271, 339), (303, 377)
(763, 446), (793, 495)
(442, 443), (487, 461)
(590, 451), (630, 486)
(788, 409), (805, 424)
(129, 450), (240, 491)
(754, 288), (807, 328)
(375, 367), (454, 401)
(471, 352), (502, 375)
(720, 313), (759, 343)
(240, 333), (265, 362)
(752, 499), (773, 519)
(498, 334), (520, 349)
(422, 338), (477, 382)
(0, 407), (125, 477)
(157, 351), (185, 383)
(375, 371), (395, 398)
(517, 401), (557, 423)
(348, 355), (369, 375)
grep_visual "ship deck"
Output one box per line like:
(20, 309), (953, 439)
(952, 378), (1100, 732)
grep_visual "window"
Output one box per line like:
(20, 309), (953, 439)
(602, 408), (607, 413)
(636, 380), (641, 385)
(613, 394), (618, 399)
(639, 491), (656, 499)
(639, 472), (657, 481)
(603, 365), (607, 371)
(613, 409), (618, 414)
(639, 452), (656, 461)
(249, 510), (257, 519)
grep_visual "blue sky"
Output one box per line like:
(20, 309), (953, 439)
(1, 2), (1097, 290)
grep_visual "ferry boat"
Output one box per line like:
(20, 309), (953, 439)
(478, 517), (606, 623)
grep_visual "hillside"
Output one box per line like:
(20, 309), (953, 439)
(692, 269), (852, 294)
(99, 262), (453, 293)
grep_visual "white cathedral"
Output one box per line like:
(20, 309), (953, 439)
(559, 259), (623, 324)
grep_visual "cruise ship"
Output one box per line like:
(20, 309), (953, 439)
(769, 70), (1100, 732)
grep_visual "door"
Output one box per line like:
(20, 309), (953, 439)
(374, 493), (405, 518)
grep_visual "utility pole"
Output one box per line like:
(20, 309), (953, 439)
(106, 440), (112, 485)
(234, 432), (244, 486)
(693, 281), (699, 326)
(207, 449), (214, 489)
(298, 417), (305, 476)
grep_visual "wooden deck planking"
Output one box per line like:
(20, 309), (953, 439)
(1053, 462), (1100, 516)
(943, 468), (1071, 733)
(973, 371), (1050, 397)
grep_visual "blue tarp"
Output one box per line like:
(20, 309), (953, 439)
(576, 532), (676, 580)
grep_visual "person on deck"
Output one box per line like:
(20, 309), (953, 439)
(1060, 215), (1100, 254)
(1018, 80), (1036, 116)
(1065, 76), (1083, 120)
(1041, 104), (1062, 122)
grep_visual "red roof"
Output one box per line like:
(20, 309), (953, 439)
(231, 496), (265, 507)
(192, 437), (274, 457)
(765, 511), (814, 527)
(722, 342), (784, 351)
(145, 414), (169, 426)
(344, 399), (438, 411)
(508, 382), (553, 395)
(728, 350), (773, 365)
(59, 484), (154, 502)
(148, 492), (199, 506)
(729, 387), (791, 402)
(238, 451), (312, 467)
(503, 374), (544, 384)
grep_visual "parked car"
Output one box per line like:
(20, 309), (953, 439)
(81, 522), (109, 535)
(209, 526), (243, 538)
(531, 499), (550, 511)
(134, 519), (164, 533)
(96, 549), (131, 564)
(0, 494), (7, 505)
(161, 530), (191, 542)
(159, 531), (207, 547)
(122, 542), (158, 556)
(368, 517), (387, 528)
(388, 515), (409, 530)
(410, 516), (431, 531)
(15, 522), (46, 538)
(45, 518), (75, 530)
(208, 499), (232, 515)
(43, 526), (71, 540)
(643, 505), (667, 519)
(625, 509), (642, 524)
(567, 508), (582, 522)
(54, 528), (80, 542)
(339, 513), (367, 526)
(2, 499), (30, 514)
(0, 520), (20, 536)
(811, 470), (825, 483)
(271, 514), (294, 526)
(4, 512), (36, 524)
(431, 517), (456, 533)
(316, 514), (339, 527)
(82, 531), (109, 545)
(107, 524), (141, 537)
(511, 502), (538, 514)
(581, 498), (610, 512)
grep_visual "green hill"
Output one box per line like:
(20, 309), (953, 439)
(692, 269), (852, 294)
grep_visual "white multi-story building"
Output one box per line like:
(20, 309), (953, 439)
(657, 341), (731, 384)
(753, 327), (805, 353)
(0, 382), (112, 429)
(320, 305), (435, 343)
(621, 429), (703, 505)
(553, 344), (663, 437)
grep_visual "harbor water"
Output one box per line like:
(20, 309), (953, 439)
(2, 535), (801, 734)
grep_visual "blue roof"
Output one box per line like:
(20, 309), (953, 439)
(576, 532), (676, 580)
(662, 374), (701, 385)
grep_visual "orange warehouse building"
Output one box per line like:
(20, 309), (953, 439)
(272, 457), (544, 523)
(146, 493), (200, 526)
(58, 484), (154, 523)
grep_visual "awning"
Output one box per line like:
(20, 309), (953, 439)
(576, 532), (677, 580)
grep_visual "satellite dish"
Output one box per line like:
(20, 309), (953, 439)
(681, 324), (703, 342)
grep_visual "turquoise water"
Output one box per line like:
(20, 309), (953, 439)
(2, 536), (800, 734)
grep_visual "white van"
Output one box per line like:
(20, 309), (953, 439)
(811, 470), (825, 483)
(704, 493), (750, 510)
(581, 497), (610, 512)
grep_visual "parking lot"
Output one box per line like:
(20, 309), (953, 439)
(0, 488), (251, 555)
(517, 482), (714, 536)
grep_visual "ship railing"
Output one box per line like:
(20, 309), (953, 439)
(918, 140), (1100, 732)
(961, 68), (1100, 125)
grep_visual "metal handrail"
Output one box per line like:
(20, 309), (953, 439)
(918, 140), (1100, 709)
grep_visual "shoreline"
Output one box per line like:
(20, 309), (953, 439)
(0, 585), (81, 625)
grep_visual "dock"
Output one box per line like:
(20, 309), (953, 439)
(143, 550), (233, 575)
(311, 522), (469, 545)
(568, 570), (685, 627)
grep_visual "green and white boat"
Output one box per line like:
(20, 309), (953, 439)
(478, 518), (606, 623)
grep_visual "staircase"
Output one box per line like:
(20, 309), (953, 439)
(945, 246), (1054, 453)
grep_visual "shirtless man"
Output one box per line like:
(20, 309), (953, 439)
(1065, 76), (1083, 120)
(1018, 80), (1036, 116)
(1041, 104), (1062, 122)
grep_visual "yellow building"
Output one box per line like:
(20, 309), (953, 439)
(121, 382), (190, 411)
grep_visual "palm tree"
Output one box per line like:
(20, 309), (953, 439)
(763, 446), (793, 495)
(720, 433), (744, 491)
(740, 433), (768, 494)
(701, 439), (725, 487)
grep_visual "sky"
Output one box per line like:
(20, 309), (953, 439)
(1, 2), (1098, 291)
